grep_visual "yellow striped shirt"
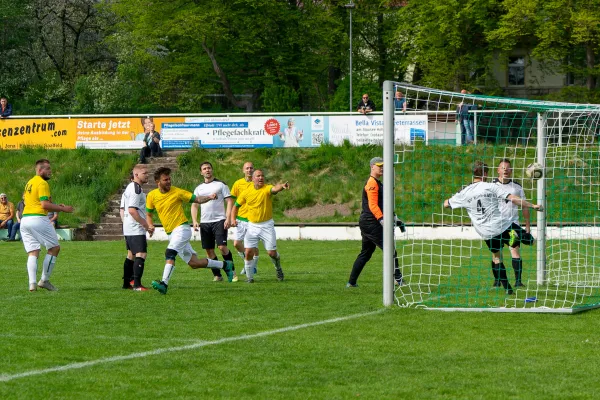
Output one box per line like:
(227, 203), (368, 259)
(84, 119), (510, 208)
(235, 184), (273, 223)
(23, 176), (51, 216)
(230, 177), (254, 221)
(146, 186), (195, 234)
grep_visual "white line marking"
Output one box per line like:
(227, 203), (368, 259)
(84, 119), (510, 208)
(0, 309), (384, 383)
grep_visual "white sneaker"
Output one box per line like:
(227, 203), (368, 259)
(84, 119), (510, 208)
(213, 276), (223, 282)
(38, 280), (58, 291)
(29, 283), (37, 292)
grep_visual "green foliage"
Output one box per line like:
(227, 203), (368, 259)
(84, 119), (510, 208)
(261, 84), (301, 112)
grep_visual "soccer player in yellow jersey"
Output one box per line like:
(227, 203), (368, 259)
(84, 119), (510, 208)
(21, 159), (74, 292)
(231, 169), (289, 283)
(146, 167), (234, 294)
(230, 161), (259, 274)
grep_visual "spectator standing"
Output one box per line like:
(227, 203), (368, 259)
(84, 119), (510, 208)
(356, 94), (375, 114)
(0, 97), (12, 118)
(394, 91), (407, 112)
(0, 193), (15, 238)
(456, 90), (476, 145)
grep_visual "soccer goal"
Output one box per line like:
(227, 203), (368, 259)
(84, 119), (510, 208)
(382, 81), (600, 313)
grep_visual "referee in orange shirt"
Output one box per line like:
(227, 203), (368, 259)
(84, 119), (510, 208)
(347, 157), (404, 288)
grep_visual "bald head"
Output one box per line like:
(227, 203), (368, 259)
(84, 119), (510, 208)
(243, 162), (254, 180)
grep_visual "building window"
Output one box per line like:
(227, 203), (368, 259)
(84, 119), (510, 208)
(508, 56), (525, 86)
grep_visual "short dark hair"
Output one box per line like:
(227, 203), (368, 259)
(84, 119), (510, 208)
(154, 167), (171, 182)
(35, 159), (50, 167)
(0, 96), (7, 101)
(472, 161), (488, 178)
(498, 158), (511, 166)
(200, 161), (213, 170)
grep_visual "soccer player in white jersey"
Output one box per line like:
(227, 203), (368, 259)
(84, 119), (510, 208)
(231, 169), (290, 283)
(443, 161), (543, 294)
(492, 158), (535, 287)
(21, 159), (74, 292)
(121, 165), (154, 291)
(191, 161), (238, 282)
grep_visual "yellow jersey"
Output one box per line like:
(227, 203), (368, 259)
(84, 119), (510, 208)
(146, 186), (194, 234)
(235, 184), (274, 223)
(23, 176), (51, 216)
(230, 177), (254, 221)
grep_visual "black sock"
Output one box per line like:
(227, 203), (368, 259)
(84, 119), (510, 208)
(512, 258), (523, 283)
(123, 258), (134, 287)
(211, 257), (222, 277)
(497, 262), (512, 291)
(491, 261), (499, 281)
(133, 257), (145, 287)
(222, 251), (234, 270)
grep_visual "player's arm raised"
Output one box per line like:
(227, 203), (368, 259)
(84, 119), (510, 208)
(508, 194), (543, 212)
(271, 181), (290, 194)
(193, 193), (217, 204)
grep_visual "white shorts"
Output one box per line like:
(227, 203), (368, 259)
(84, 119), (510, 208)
(234, 220), (250, 241)
(20, 216), (59, 253)
(244, 219), (277, 251)
(167, 224), (197, 264)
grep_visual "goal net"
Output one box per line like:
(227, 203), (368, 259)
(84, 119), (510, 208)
(382, 81), (600, 313)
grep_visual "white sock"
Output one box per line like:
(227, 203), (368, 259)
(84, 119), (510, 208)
(252, 256), (259, 274)
(245, 259), (254, 280)
(41, 254), (57, 281)
(237, 251), (245, 260)
(162, 264), (175, 284)
(27, 256), (38, 284)
(207, 258), (223, 269)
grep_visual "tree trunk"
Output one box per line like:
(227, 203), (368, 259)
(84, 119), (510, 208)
(586, 42), (596, 90)
(202, 40), (254, 111)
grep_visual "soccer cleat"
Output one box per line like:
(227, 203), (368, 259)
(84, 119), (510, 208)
(213, 276), (224, 282)
(37, 280), (57, 291)
(223, 261), (234, 282)
(247, 278), (255, 284)
(275, 267), (284, 281)
(122, 284), (133, 290)
(151, 280), (168, 295)
(133, 286), (149, 292)
(508, 229), (519, 247)
(346, 282), (359, 288)
(29, 283), (37, 292)
(130, 280), (135, 286)
(515, 281), (525, 287)
(232, 273), (239, 282)
(395, 279), (405, 287)
(506, 288), (514, 295)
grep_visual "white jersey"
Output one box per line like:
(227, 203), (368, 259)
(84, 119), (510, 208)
(493, 178), (525, 224)
(448, 181), (512, 239)
(193, 179), (231, 223)
(121, 182), (147, 236)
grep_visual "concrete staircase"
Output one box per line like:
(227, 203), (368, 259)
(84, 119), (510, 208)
(92, 155), (180, 241)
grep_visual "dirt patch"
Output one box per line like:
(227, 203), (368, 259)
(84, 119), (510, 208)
(284, 202), (355, 220)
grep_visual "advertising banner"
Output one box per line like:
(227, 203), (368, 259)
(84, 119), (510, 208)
(0, 114), (427, 150)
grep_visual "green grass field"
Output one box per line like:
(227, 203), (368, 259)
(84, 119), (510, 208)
(2, 240), (600, 399)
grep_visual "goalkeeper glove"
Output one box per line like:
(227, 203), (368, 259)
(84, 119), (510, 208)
(395, 216), (406, 233)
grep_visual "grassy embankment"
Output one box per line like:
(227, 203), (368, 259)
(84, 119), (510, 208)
(0, 142), (595, 226)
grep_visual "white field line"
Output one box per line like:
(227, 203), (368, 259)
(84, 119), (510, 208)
(0, 309), (384, 383)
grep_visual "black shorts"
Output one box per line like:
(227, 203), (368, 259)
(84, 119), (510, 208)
(125, 235), (147, 254)
(200, 220), (228, 250)
(484, 222), (533, 253)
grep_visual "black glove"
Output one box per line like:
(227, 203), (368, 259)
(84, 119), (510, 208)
(394, 216), (406, 233)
